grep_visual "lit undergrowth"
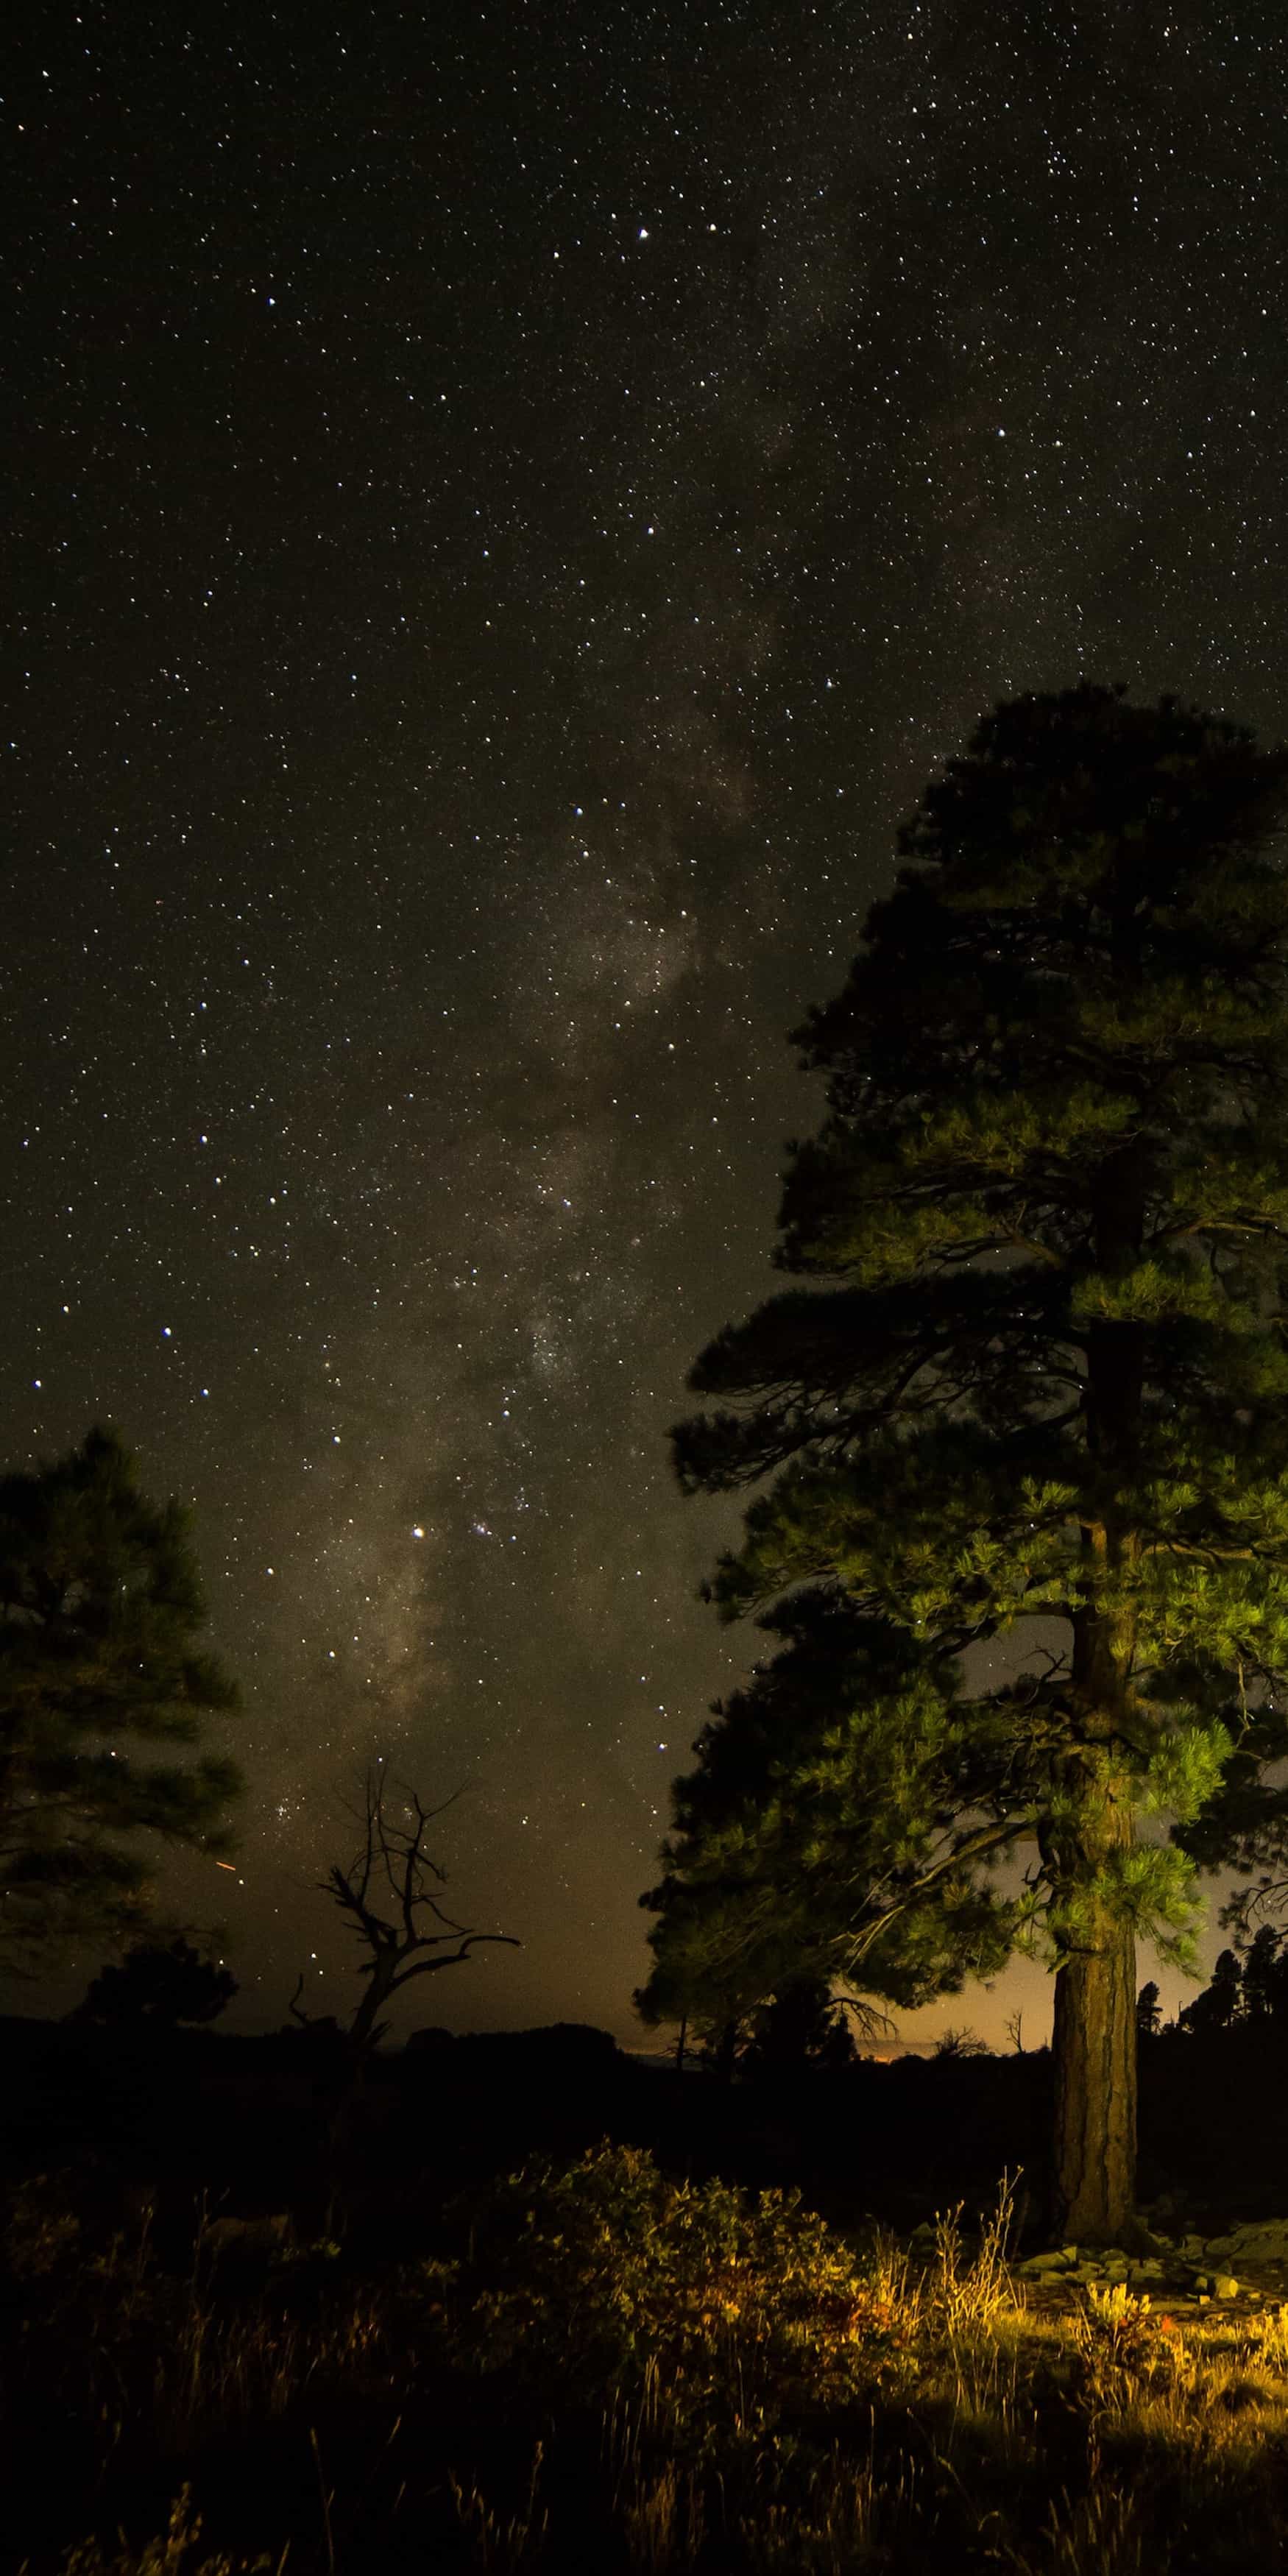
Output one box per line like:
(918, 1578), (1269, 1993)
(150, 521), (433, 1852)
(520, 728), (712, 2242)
(7, 2151), (1288, 2575)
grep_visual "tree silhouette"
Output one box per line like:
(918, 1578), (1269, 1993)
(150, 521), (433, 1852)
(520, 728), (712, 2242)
(1135, 1980), (1162, 2042)
(1237, 1922), (1288, 2022)
(646, 685), (1288, 2240)
(696, 1975), (871, 2077)
(746, 1978), (858, 2072)
(71, 1933), (237, 2027)
(932, 2025), (992, 2060)
(303, 1769), (519, 2053)
(0, 1426), (241, 1970)
(1177, 1945), (1243, 2034)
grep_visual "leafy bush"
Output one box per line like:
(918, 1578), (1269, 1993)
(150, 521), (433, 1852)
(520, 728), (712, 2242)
(4, 2172), (83, 2278)
(1066, 2281), (1184, 2410)
(421, 2141), (916, 2441)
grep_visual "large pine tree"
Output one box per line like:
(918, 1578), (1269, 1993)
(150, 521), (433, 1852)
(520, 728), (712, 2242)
(0, 1426), (242, 1972)
(643, 684), (1288, 2240)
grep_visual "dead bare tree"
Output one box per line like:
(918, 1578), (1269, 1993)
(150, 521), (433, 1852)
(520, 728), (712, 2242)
(303, 1768), (519, 2054)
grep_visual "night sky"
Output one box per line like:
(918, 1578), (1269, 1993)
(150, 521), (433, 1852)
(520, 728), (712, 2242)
(7, 1), (1288, 2045)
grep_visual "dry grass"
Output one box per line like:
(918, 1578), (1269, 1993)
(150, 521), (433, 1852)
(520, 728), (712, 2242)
(8, 2159), (1288, 2576)
(28, 2490), (286, 2576)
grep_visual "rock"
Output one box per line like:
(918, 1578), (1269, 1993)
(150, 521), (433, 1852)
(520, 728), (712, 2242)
(1206, 2221), (1288, 2265)
(1213, 2274), (1239, 2299)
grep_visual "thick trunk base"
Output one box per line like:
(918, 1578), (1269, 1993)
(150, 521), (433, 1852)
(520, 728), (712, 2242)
(1050, 1924), (1136, 2243)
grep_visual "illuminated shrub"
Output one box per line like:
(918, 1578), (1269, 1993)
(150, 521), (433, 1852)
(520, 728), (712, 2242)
(1067, 2282), (1186, 2409)
(3, 2172), (83, 2278)
(421, 2142), (914, 2437)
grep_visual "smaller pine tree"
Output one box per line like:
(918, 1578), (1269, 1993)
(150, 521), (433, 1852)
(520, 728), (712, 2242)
(71, 1934), (237, 2028)
(1136, 1979), (1162, 2042)
(1177, 1947), (1243, 2035)
(0, 1426), (242, 1970)
(1237, 1923), (1288, 2023)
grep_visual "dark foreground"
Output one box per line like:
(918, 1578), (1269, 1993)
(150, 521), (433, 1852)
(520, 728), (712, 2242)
(2, 2018), (1287, 2575)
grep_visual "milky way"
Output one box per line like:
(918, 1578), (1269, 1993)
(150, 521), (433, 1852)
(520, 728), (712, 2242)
(6, 2), (1288, 2040)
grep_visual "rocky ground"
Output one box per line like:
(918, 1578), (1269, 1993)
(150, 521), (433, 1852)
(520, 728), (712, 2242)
(1008, 2217), (1288, 2318)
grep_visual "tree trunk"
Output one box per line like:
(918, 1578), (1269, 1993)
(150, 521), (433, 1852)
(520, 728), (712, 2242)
(1050, 1903), (1136, 2243)
(1046, 1630), (1139, 2242)
(1050, 1124), (1149, 2243)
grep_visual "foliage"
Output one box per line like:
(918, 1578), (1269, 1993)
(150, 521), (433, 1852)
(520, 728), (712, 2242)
(0, 1426), (242, 1971)
(10, 2154), (1288, 2575)
(742, 1975), (860, 2072)
(678, 1973), (870, 2076)
(4, 2170), (83, 2277)
(1176, 1944), (1243, 2035)
(1136, 1978), (1162, 2039)
(1065, 2281), (1186, 2416)
(638, 1590), (1013, 2034)
(71, 1936), (238, 2028)
(916, 2173), (1019, 2332)
(1239, 1920), (1288, 2019)
(421, 2141), (918, 2438)
(1175, 1925), (1288, 2033)
(644, 684), (1288, 2226)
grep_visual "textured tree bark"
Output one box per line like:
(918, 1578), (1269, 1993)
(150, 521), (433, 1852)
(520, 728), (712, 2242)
(1050, 1897), (1137, 2243)
(1047, 1121), (1148, 2243)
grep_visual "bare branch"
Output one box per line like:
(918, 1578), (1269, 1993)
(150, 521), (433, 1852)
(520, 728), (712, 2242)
(314, 1768), (519, 2053)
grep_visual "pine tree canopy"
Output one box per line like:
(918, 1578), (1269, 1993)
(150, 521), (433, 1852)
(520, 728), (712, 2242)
(637, 1588), (1013, 2031)
(642, 688), (1288, 2163)
(0, 1425), (243, 1972)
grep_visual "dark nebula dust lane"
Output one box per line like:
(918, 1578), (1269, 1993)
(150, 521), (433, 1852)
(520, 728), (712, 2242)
(5, 1), (1287, 2038)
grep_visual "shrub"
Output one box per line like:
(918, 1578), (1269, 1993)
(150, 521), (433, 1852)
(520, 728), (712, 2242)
(4, 2173), (83, 2279)
(420, 2141), (916, 2442)
(1066, 2282), (1184, 2411)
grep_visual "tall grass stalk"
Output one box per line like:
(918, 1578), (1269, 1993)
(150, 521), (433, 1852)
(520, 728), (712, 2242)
(927, 2170), (1021, 2335)
(448, 2442), (549, 2573)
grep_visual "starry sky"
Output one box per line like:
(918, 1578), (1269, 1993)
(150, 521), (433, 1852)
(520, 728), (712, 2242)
(6, 0), (1288, 2045)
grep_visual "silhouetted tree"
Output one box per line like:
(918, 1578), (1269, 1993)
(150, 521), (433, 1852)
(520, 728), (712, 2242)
(1177, 1945), (1243, 2034)
(743, 1976), (860, 2073)
(933, 2025), (993, 2060)
(690, 2016), (742, 2081)
(0, 1426), (242, 1971)
(305, 1769), (519, 2053)
(71, 1933), (237, 2028)
(1237, 1922), (1288, 2022)
(645, 686), (1288, 2241)
(1135, 1980), (1162, 2042)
